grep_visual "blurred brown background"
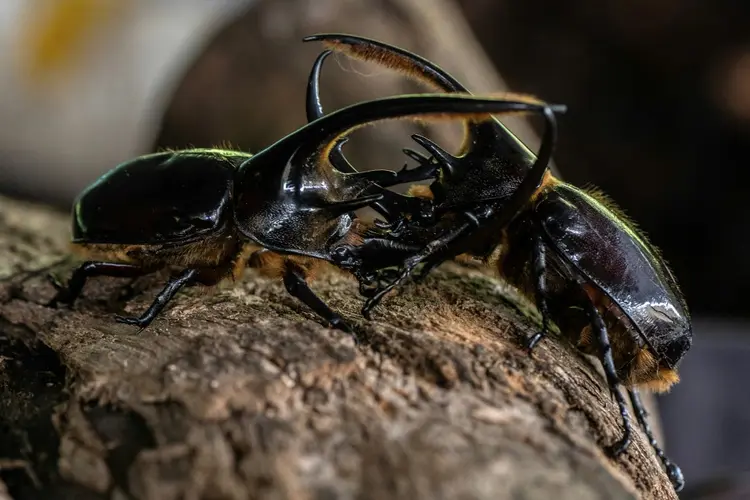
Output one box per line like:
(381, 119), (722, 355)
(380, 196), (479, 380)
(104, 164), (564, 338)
(1, 1), (748, 498)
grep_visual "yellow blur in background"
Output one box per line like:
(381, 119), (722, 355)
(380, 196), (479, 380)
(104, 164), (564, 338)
(0, 0), (250, 205)
(19, 0), (125, 85)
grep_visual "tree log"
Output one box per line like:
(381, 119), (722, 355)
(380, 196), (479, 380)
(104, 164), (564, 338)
(0, 193), (676, 499)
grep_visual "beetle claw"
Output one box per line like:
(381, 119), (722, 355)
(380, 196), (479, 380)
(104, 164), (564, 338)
(115, 314), (150, 331)
(328, 317), (361, 345)
(329, 316), (352, 332)
(666, 463), (685, 492)
(524, 331), (545, 353)
(606, 433), (632, 458)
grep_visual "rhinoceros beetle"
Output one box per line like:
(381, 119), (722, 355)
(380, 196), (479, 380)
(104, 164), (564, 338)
(305, 34), (690, 492)
(48, 90), (564, 335)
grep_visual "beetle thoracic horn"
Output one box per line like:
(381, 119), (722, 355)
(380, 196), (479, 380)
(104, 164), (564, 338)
(303, 34), (468, 93)
(304, 50), (356, 177)
(263, 92), (565, 182)
(303, 33), (545, 179)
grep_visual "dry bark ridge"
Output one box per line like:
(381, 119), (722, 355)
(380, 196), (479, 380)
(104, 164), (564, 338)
(0, 193), (678, 500)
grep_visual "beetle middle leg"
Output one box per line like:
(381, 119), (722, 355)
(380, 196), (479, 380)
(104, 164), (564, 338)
(249, 249), (352, 333)
(361, 219), (473, 318)
(581, 293), (634, 457)
(115, 268), (199, 329)
(628, 388), (685, 491)
(525, 233), (551, 352)
(283, 264), (352, 334)
(48, 261), (154, 308)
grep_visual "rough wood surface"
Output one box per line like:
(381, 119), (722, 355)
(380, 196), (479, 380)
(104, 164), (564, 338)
(0, 188), (679, 500)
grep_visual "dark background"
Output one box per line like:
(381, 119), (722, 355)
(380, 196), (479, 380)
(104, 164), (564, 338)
(451, 5), (750, 496)
(1, 1), (748, 498)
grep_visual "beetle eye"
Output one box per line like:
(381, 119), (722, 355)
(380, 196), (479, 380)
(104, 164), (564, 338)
(661, 335), (692, 368)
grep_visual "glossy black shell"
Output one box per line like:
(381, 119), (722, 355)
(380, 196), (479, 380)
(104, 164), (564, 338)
(72, 148), (369, 259)
(430, 122), (535, 211)
(73, 150), (246, 245)
(232, 144), (371, 259)
(534, 183), (692, 368)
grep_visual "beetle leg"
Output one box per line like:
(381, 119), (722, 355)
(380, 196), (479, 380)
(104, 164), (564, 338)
(628, 388), (685, 491)
(115, 268), (199, 329)
(282, 264), (353, 335)
(48, 261), (152, 308)
(361, 220), (472, 319)
(581, 295), (633, 457)
(525, 234), (551, 352)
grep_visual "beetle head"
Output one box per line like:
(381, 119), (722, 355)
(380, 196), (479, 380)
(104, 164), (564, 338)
(233, 93), (563, 259)
(304, 34), (565, 213)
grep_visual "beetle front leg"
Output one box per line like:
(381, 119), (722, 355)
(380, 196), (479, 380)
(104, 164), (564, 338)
(115, 268), (199, 330)
(581, 295), (633, 457)
(362, 220), (472, 319)
(48, 261), (152, 308)
(628, 388), (685, 491)
(525, 234), (551, 352)
(283, 264), (353, 335)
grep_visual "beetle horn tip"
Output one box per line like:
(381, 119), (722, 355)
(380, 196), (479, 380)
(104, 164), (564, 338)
(410, 133), (458, 173)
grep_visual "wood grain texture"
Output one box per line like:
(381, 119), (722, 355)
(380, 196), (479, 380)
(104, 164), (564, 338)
(0, 191), (677, 499)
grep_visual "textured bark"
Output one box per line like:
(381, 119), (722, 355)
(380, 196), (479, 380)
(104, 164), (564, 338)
(0, 189), (679, 500)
